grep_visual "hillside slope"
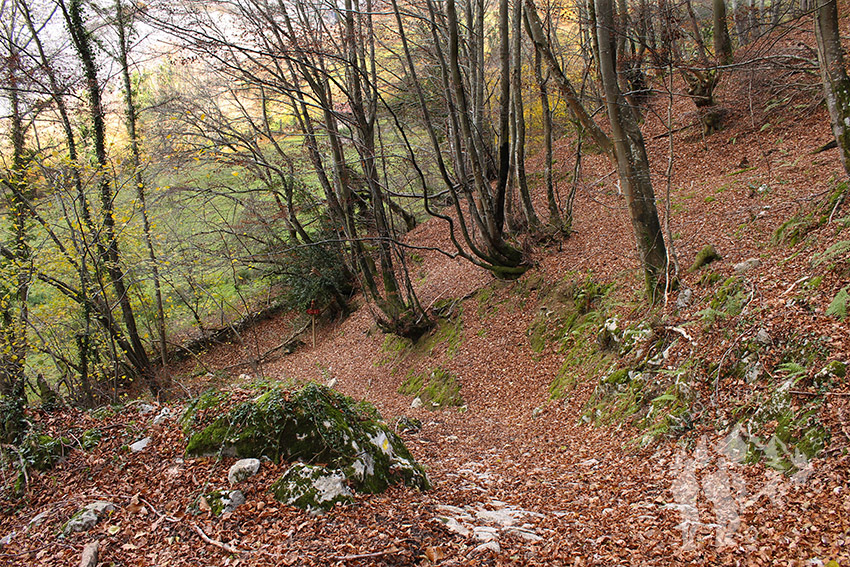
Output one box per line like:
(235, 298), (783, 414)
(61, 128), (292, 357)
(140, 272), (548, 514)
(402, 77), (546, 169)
(2, 32), (849, 567)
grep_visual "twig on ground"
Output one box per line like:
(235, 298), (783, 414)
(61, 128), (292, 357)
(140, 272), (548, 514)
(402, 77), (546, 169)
(191, 523), (243, 555)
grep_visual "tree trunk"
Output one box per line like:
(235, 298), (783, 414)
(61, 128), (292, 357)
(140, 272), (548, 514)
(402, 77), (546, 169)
(116, 0), (167, 372)
(713, 0), (734, 65)
(63, 0), (159, 395)
(815, 0), (850, 177)
(511, 0), (540, 230)
(595, 0), (668, 298)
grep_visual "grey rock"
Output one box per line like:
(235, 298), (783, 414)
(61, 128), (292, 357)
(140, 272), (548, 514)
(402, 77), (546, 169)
(137, 403), (157, 415)
(129, 437), (151, 453)
(271, 463), (353, 515)
(676, 288), (693, 310)
(63, 510), (98, 535)
(79, 541), (98, 567)
(504, 526), (543, 542)
(755, 328), (772, 345)
(472, 526), (499, 542)
(28, 511), (48, 526)
(83, 501), (116, 515)
(228, 458), (261, 485)
(734, 257), (761, 274)
(437, 516), (470, 537)
(222, 490), (246, 514)
(153, 408), (172, 425)
(745, 363), (763, 384)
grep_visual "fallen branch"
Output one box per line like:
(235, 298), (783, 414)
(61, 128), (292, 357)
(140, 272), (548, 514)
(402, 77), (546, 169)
(222, 320), (311, 371)
(191, 523), (243, 555)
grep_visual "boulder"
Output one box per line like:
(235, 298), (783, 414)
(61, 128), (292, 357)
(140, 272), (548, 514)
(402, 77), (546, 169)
(184, 383), (429, 497)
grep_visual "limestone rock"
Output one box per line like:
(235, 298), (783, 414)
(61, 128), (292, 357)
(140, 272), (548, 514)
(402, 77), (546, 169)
(471, 540), (501, 554)
(129, 437), (151, 453)
(137, 403), (157, 415)
(79, 541), (98, 567)
(271, 463), (352, 514)
(228, 458), (261, 485)
(676, 288), (693, 310)
(153, 408), (172, 425)
(185, 383), (429, 496)
(222, 490), (245, 514)
(84, 501), (116, 515)
(63, 510), (98, 535)
(436, 516), (470, 537)
(734, 257), (761, 274)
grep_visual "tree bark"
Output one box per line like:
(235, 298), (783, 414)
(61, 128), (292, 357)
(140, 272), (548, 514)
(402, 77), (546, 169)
(815, 0), (850, 177)
(713, 0), (734, 65)
(595, 0), (668, 298)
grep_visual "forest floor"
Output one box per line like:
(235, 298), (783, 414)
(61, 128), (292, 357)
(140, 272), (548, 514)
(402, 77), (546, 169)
(2, 28), (850, 567)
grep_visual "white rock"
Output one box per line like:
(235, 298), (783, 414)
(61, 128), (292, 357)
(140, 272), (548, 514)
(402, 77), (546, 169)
(472, 526), (499, 542)
(734, 257), (761, 274)
(79, 541), (98, 567)
(471, 540), (501, 554)
(83, 501), (116, 515)
(223, 490), (246, 514)
(437, 516), (470, 538)
(504, 526), (543, 542)
(228, 458), (261, 485)
(153, 408), (172, 425)
(129, 437), (151, 452)
(580, 458), (600, 467)
(411, 397), (423, 408)
(137, 403), (156, 415)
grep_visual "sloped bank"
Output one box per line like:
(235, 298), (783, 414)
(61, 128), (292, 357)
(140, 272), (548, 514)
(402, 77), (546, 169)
(181, 382), (429, 513)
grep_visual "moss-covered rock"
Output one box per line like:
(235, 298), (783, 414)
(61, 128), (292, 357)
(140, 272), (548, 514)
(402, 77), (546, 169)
(399, 367), (463, 410)
(271, 463), (353, 514)
(689, 245), (722, 272)
(184, 383), (429, 495)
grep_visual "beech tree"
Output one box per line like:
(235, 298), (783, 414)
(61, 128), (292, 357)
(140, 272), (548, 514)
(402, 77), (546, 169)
(814, 0), (850, 178)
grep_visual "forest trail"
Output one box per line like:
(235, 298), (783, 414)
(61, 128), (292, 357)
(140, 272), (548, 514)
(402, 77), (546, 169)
(4, 36), (850, 564)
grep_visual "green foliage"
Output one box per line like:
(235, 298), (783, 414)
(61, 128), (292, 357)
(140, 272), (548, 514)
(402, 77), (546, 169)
(688, 245), (722, 272)
(813, 241), (850, 271)
(773, 183), (847, 246)
(697, 276), (747, 324)
(267, 227), (354, 316)
(826, 287), (849, 320)
(399, 366), (464, 409)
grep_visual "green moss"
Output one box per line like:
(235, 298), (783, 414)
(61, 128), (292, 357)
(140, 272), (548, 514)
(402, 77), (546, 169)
(688, 245), (722, 272)
(698, 271), (723, 287)
(185, 382), (428, 494)
(602, 368), (630, 385)
(180, 389), (231, 435)
(271, 463), (353, 513)
(399, 367), (463, 409)
(773, 183), (847, 246)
